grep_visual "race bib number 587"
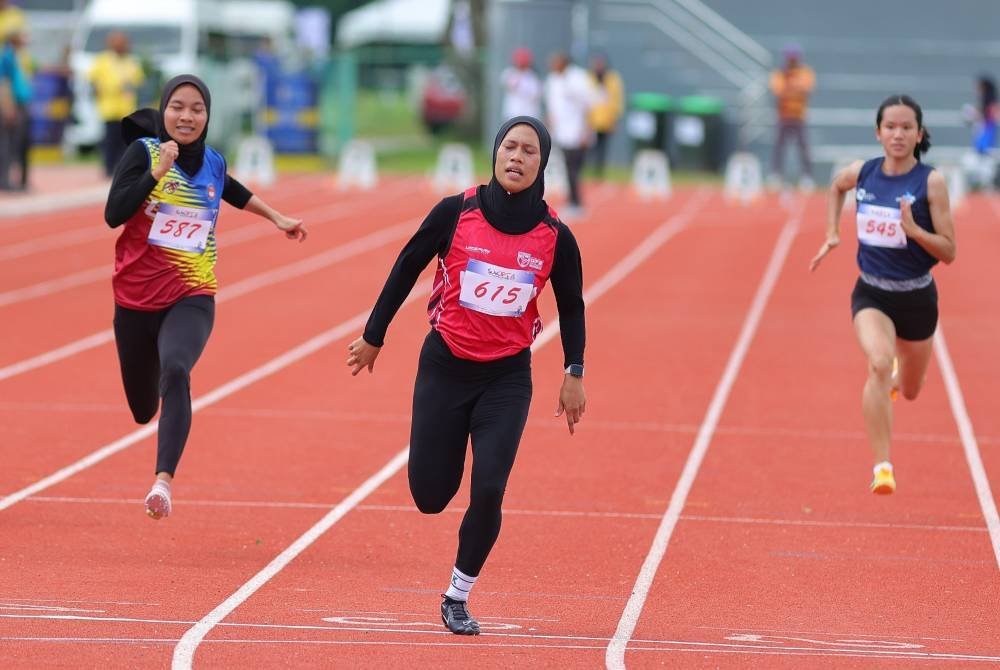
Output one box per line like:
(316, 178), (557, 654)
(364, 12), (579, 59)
(856, 203), (906, 249)
(148, 204), (217, 253)
(459, 259), (535, 317)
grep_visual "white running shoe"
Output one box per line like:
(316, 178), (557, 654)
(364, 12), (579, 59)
(144, 480), (171, 520)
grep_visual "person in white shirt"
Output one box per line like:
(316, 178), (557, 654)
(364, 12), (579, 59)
(545, 52), (599, 214)
(500, 47), (542, 120)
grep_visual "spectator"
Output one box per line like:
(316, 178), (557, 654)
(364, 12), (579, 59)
(500, 47), (542, 121)
(545, 52), (597, 216)
(88, 31), (144, 177)
(587, 53), (624, 178)
(0, 25), (31, 191)
(972, 75), (997, 155)
(769, 44), (815, 190)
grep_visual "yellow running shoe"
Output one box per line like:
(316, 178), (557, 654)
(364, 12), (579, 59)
(871, 464), (896, 495)
(890, 357), (899, 402)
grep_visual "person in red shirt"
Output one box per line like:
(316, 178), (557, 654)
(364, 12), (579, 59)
(105, 74), (307, 520)
(347, 116), (586, 635)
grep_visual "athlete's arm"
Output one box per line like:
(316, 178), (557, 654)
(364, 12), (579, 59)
(242, 194), (307, 242)
(550, 223), (586, 434)
(810, 159), (863, 272)
(360, 195), (462, 348)
(104, 141), (159, 227)
(901, 170), (956, 264)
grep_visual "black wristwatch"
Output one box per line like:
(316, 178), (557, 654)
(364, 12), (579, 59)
(564, 364), (584, 378)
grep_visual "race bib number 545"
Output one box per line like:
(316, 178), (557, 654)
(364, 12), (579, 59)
(459, 259), (536, 317)
(856, 203), (906, 249)
(148, 204), (217, 253)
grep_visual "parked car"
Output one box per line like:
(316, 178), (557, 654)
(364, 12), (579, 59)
(421, 65), (466, 134)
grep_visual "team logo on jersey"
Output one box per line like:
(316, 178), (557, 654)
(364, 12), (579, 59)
(856, 188), (875, 202)
(163, 180), (180, 195)
(207, 184), (216, 200)
(517, 251), (544, 271)
(896, 192), (916, 205)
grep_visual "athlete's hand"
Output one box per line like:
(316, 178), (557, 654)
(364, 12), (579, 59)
(273, 213), (307, 242)
(556, 376), (586, 435)
(898, 198), (920, 239)
(347, 337), (380, 376)
(809, 235), (840, 272)
(152, 141), (178, 180)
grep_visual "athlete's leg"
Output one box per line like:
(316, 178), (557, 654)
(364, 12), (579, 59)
(112, 304), (161, 425)
(455, 369), (532, 578)
(895, 336), (934, 401)
(154, 295), (215, 478)
(408, 338), (474, 515)
(853, 308), (897, 465)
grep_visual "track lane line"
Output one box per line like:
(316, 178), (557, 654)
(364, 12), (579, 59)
(605, 199), (806, 669)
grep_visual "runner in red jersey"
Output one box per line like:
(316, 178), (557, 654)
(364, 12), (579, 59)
(347, 117), (586, 635)
(105, 74), (307, 520)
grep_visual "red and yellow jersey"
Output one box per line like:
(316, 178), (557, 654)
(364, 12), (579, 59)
(428, 187), (559, 362)
(112, 138), (227, 311)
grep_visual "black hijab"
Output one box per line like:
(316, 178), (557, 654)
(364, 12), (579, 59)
(120, 74), (212, 176)
(478, 116), (551, 233)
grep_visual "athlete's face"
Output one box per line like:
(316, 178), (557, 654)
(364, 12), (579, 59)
(163, 85), (208, 145)
(494, 124), (541, 193)
(876, 104), (922, 161)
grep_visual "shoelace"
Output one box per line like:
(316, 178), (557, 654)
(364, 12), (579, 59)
(444, 600), (472, 621)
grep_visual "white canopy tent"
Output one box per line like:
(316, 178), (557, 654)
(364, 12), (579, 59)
(335, 0), (451, 48)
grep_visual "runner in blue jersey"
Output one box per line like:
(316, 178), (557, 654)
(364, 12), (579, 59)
(810, 95), (956, 494)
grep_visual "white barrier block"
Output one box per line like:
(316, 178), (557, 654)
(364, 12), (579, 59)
(723, 152), (763, 204)
(631, 149), (671, 200)
(337, 140), (378, 190)
(544, 147), (568, 198)
(937, 162), (967, 208)
(432, 143), (475, 193)
(233, 136), (276, 187)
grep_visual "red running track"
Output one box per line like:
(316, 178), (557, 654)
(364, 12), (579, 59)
(1, 176), (998, 669)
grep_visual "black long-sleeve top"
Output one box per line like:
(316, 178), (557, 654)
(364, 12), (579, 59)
(104, 141), (254, 227)
(362, 193), (586, 367)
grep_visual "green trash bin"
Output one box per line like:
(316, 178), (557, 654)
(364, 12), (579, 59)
(672, 95), (725, 171)
(626, 92), (673, 156)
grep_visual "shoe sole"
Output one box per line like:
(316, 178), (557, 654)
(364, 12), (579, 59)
(871, 482), (896, 495)
(145, 492), (170, 520)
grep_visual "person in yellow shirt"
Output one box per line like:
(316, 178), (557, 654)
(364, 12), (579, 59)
(88, 31), (144, 176)
(588, 53), (624, 178)
(769, 44), (815, 189)
(0, 0), (25, 46)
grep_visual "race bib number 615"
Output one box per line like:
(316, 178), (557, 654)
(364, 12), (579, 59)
(459, 259), (536, 317)
(148, 204), (217, 253)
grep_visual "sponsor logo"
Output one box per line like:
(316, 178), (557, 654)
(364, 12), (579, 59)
(487, 267), (517, 281)
(466, 245), (491, 255)
(517, 251), (544, 271)
(207, 184), (216, 200)
(163, 180), (180, 194)
(855, 188), (875, 202)
(895, 191), (916, 205)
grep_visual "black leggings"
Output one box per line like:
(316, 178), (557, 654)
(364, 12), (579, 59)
(113, 295), (215, 476)
(408, 330), (532, 577)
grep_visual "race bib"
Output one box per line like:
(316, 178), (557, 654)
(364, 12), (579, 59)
(856, 203), (906, 249)
(147, 204), (217, 253)
(459, 259), (535, 317)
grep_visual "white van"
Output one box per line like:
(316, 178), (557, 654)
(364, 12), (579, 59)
(66, 0), (293, 150)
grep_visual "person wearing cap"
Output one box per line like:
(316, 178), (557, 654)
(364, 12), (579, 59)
(769, 44), (816, 190)
(88, 31), (144, 177)
(500, 46), (542, 121)
(104, 74), (308, 521)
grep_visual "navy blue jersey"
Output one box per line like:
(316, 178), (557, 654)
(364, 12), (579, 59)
(854, 157), (938, 280)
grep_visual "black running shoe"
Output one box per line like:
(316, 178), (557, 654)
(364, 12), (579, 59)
(440, 596), (480, 635)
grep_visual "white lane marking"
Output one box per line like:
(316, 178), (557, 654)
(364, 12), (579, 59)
(0, 219), (419, 382)
(170, 191), (712, 669)
(606, 203), (804, 669)
(0, 184), (109, 220)
(0, 281), (430, 512)
(934, 323), (1000, 571)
